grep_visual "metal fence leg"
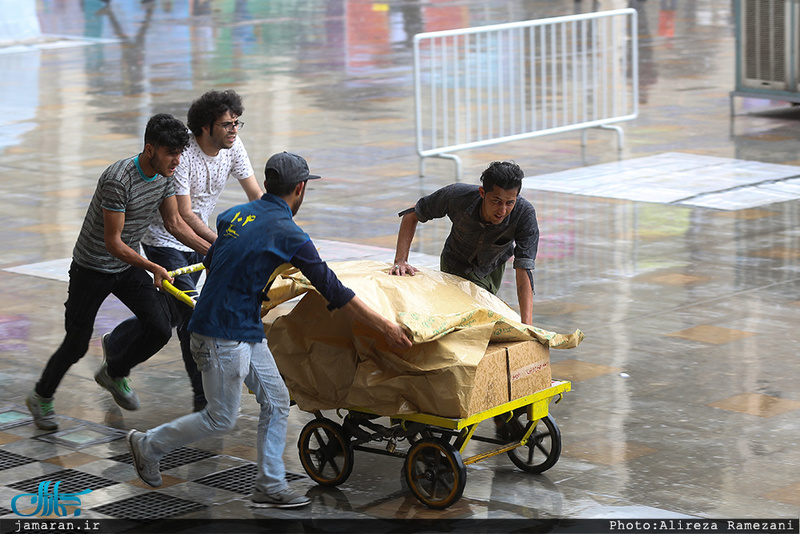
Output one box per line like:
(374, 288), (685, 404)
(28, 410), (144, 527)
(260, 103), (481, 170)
(420, 154), (463, 181)
(597, 124), (624, 151)
(437, 154), (462, 182)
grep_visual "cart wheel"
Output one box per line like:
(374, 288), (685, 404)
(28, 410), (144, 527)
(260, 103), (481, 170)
(507, 414), (562, 474)
(403, 438), (467, 509)
(298, 418), (354, 486)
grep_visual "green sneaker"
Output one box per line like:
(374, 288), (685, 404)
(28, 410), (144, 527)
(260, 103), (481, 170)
(26, 390), (58, 431)
(95, 362), (140, 411)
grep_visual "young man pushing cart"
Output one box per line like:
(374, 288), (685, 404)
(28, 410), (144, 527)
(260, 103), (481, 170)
(126, 152), (411, 508)
(26, 113), (210, 431)
(390, 160), (538, 324)
(112, 89), (262, 413)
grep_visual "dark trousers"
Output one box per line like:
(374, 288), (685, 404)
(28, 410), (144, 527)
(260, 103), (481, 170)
(35, 261), (173, 399)
(141, 244), (205, 403)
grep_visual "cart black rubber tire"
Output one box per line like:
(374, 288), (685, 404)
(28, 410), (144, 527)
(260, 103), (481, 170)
(506, 414), (562, 473)
(298, 418), (354, 486)
(403, 438), (467, 509)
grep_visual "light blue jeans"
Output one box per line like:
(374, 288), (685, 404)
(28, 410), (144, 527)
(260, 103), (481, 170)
(141, 333), (291, 494)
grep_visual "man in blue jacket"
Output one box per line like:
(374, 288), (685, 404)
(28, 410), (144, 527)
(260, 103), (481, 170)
(126, 152), (411, 508)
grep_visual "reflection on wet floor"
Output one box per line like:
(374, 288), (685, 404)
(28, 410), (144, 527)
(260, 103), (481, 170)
(522, 153), (800, 209)
(0, 0), (799, 526)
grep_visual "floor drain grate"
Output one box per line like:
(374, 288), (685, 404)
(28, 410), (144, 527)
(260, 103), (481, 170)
(92, 492), (207, 520)
(109, 446), (215, 471)
(0, 449), (37, 471)
(286, 471), (306, 483)
(194, 464), (307, 494)
(194, 463), (256, 494)
(9, 469), (118, 494)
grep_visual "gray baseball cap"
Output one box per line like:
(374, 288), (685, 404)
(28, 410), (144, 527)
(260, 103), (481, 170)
(264, 152), (321, 185)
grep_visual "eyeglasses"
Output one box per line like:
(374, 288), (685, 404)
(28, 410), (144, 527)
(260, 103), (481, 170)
(216, 120), (244, 132)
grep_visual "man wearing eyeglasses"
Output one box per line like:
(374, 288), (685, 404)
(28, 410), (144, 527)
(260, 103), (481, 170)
(99, 90), (262, 414)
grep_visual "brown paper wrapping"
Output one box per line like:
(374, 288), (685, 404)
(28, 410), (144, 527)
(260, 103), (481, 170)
(263, 260), (583, 417)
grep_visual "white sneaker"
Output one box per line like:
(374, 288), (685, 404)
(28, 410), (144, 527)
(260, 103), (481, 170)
(250, 487), (310, 508)
(126, 429), (161, 487)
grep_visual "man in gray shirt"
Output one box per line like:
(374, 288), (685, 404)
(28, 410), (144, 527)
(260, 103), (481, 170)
(391, 161), (538, 324)
(26, 113), (211, 431)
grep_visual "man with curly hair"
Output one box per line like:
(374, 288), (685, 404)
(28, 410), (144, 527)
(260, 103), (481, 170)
(110, 90), (262, 413)
(27, 114), (211, 431)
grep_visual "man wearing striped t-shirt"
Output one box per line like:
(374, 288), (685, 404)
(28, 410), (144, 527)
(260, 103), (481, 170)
(26, 114), (211, 431)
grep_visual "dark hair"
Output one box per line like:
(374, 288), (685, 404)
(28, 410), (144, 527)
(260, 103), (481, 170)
(480, 161), (524, 193)
(187, 90), (244, 136)
(265, 168), (305, 197)
(144, 113), (190, 151)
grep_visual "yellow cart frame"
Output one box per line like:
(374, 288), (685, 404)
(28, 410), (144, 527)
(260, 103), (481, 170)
(161, 263), (206, 308)
(298, 380), (570, 509)
(163, 263), (571, 509)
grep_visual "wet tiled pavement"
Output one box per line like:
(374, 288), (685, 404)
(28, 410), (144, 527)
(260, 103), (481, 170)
(0, 0), (798, 529)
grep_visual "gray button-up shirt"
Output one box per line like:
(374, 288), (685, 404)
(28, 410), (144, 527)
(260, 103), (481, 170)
(414, 183), (538, 279)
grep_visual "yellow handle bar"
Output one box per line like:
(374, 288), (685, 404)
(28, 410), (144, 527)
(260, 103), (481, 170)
(161, 263), (206, 309)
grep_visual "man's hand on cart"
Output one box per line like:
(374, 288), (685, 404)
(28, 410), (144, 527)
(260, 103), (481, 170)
(383, 321), (412, 350)
(153, 265), (174, 290)
(390, 260), (419, 277)
(343, 296), (412, 350)
(160, 264), (206, 308)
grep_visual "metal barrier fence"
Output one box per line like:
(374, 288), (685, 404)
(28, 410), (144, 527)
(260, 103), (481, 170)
(413, 9), (638, 179)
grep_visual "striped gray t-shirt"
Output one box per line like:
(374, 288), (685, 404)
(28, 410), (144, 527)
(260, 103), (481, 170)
(73, 156), (176, 274)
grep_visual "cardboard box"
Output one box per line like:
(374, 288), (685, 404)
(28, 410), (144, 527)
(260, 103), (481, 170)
(507, 340), (551, 401)
(463, 340), (551, 417)
(464, 343), (509, 416)
(335, 339), (551, 419)
(265, 260), (580, 419)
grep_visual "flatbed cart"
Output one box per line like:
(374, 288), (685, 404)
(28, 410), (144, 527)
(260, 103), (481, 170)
(162, 264), (571, 509)
(297, 380), (570, 509)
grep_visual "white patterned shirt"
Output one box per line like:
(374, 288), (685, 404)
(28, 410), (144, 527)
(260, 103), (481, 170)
(141, 134), (254, 251)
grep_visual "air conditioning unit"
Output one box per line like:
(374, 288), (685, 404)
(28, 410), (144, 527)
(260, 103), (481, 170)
(731, 0), (800, 108)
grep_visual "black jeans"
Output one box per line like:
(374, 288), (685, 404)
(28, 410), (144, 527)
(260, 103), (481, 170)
(141, 244), (205, 403)
(35, 261), (173, 399)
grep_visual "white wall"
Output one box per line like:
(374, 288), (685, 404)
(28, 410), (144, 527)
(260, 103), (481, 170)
(0, 0), (41, 44)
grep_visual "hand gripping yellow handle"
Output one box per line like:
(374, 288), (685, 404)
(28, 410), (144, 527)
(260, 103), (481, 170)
(161, 263), (206, 309)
